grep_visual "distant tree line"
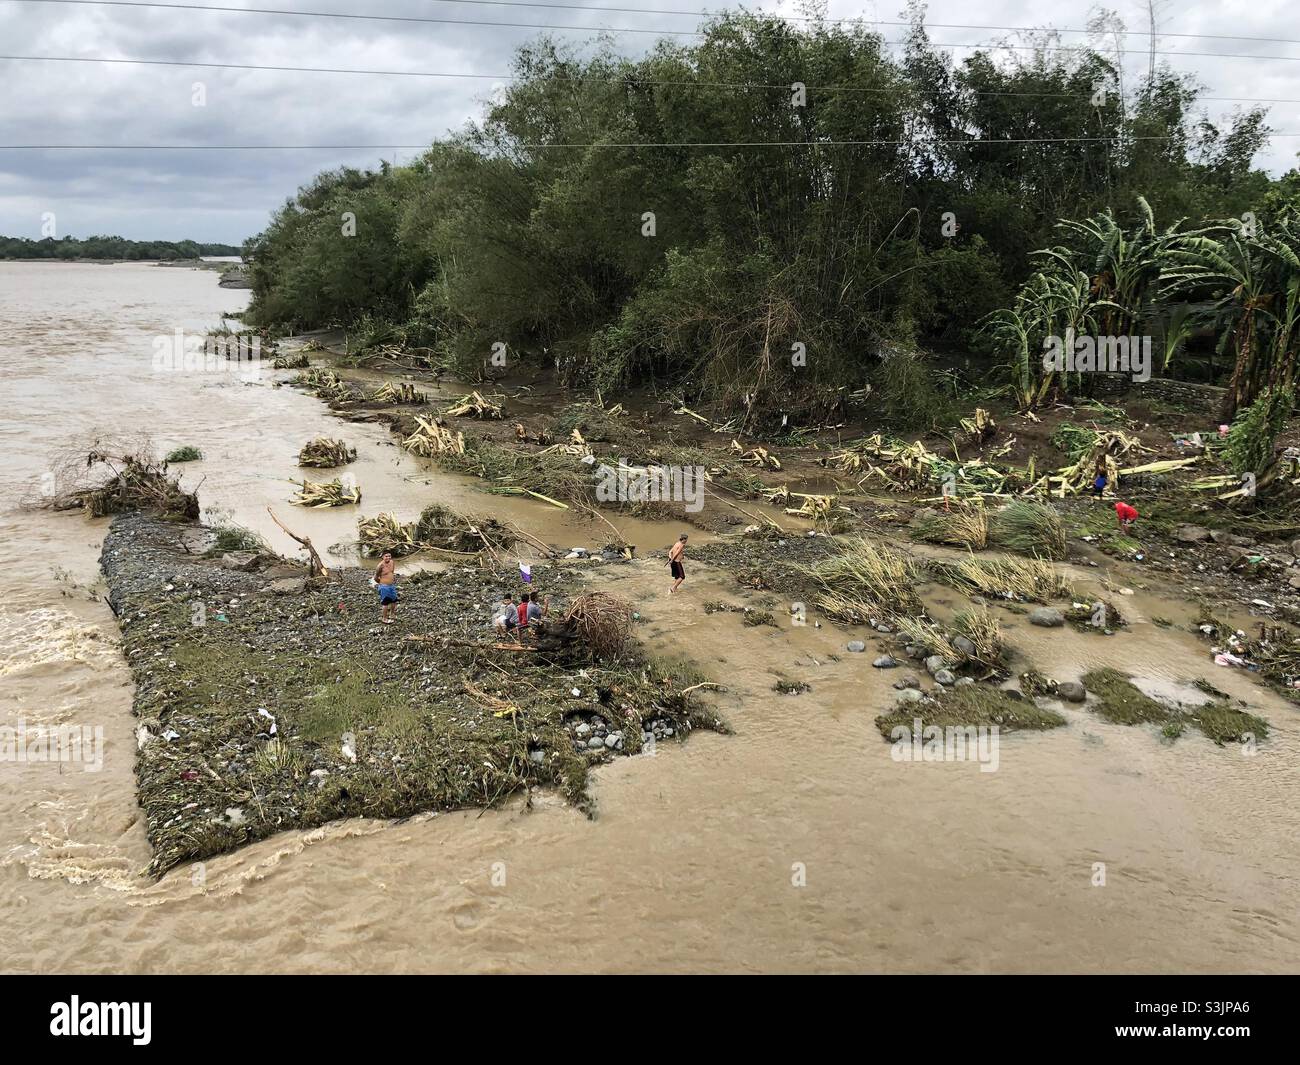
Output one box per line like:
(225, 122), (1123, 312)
(242, 8), (1298, 424)
(0, 235), (241, 260)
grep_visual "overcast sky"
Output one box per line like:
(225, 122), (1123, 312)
(0, 0), (1296, 244)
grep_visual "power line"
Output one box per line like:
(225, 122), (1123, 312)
(398, 1), (1300, 48)
(17, 0), (1300, 48)
(4, 134), (1299, 149)
(4, 52), (1300, 105)
(8, 1), (1300, 62)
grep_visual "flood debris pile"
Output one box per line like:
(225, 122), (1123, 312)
(45, 450), (199, 521)
(297, 437), (357, 468)
(986, 500), (1068, 559)
(100, 515), (726, 877)
(367, 382), (427, 405)
(1081, 668), (1268, 745)
(289, 478), (362, 507)
(444, 390), (504, 418)
(293, 368), (357, 404)
(401, 415), (466, 458)
(357, 502), (513, 559)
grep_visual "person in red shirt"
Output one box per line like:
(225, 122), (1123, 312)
(1114, 501), (1138, 530)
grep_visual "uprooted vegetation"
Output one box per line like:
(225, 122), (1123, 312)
(41, 449), (199, 521)
(298, 437), (357, 467)
(932, 554), (1074, 603)
(103, 515), (727, 877)
(357, 502), (513, 559)
(802, 539), (924, 622)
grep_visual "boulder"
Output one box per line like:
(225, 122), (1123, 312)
(934, 669), (956, 686)
(895, 688), (925, 705)
(1057, 681), (1088, 703)
(953, 677), (975, 688)
(1174, 524), (1211, 544)
(266, 577), (307, 596)
(1028, 607), (1065, 628)
(924, 654), (949, 675)
(220, 551), (260, 571)
(872, 655), (898, 669)
(893, 674), (920, 690)
(1287, 571), (1300, 591)
(952, 635), (977, 657)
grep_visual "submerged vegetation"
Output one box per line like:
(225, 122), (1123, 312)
(1081, 668), (1268, 744)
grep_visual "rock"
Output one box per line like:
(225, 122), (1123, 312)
(574, 722), (591, 738)
(1057, 681), (1087, 703)
(262, 564), (305, 580)
(1210, 529), (1253, 547)
(219, 551), (260, 571)
(1290, 538), (1300, 558)
(528, 750), (546, 764)
(266, 577), (307, 596)
(893, 674), (920, 690)
(586, 737), (605, 750)
(847, 640), (866, 653)
(925, 654), (949, 675)
(310, 768), (329, 780)
(1003, 689), (1026, 701)
(954, 677), (975, 688)
(1174, 524), (1212, 543)
(876, 623), (892, 634)
(952, 635), (976, 656)
(603, 734), (619, 749)
(1287, 571), (1300, 590)
(895, 688), (925, 705)
(934, 669), (956, 685)
(1028, 607), (1065, 628)
(872, 655), (898, 669)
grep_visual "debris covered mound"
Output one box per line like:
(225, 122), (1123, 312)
(44, 450), (199, 520)
(357, 502), (513, 559)
(100, 514), (726, 877)
(298, 437), (357, 468)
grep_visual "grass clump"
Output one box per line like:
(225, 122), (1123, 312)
(987, 500), (1067, 559)
(803, 538), (923, 621)
(874, 685), (1066, 739)
(210, 523), (267, 553)
(165, 445), (203, 462)
(742, 610), (778, 627)
(933, 554), (1072, 602)
(909, 504), (988, 548)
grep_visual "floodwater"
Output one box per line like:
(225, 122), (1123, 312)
(1, 261), (1297, 973)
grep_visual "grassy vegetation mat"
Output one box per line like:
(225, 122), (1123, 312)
(1081, 668), (1268, 745)
(102, 515), (726, 877)
(874, 686), (1067, 739)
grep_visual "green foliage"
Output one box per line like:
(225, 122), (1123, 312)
(164, 446), (203, 462)
(0, 235), (238, 260)
(241, 11), (1290, 413)
(1224, 385), (1294, 474)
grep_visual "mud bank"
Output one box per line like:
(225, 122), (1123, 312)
(101, 514), (724, 876)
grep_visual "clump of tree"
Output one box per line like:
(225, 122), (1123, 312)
(242, 8), (1288, 420)
(983, 199), (1299, 418)
(0, 235), (239, 260)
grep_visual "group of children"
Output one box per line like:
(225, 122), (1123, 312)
(369, 533), (692, 625)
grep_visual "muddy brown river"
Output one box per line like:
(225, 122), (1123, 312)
(1, 261), (1297, 973)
